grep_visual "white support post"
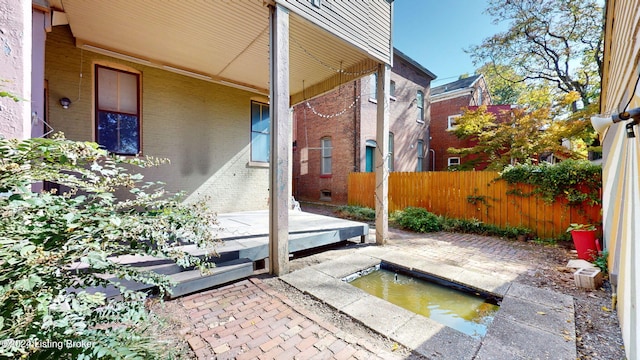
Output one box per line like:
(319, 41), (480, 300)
(268, 3), (290, 276)
(375, 63), (390, 245)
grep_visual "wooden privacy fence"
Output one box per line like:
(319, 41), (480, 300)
(348, 171), (601, 239)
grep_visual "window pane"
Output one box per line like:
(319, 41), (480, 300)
(251, 132), (269, 162)
(251, 103), (269, 133)
(322, 157), (331, 174)
(97, 111), (139, 155)
(322, 138), (331, 157)
(97, 111), (118, 152)
(390, 81), (396, 97)
(98, 67), (118, 112)
(118, 114), (140, 154)
(119, 72), (138, 114)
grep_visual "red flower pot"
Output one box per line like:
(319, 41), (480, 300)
(570, 230), (599, 261)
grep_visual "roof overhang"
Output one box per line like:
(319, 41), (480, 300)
(49, 0), (387, 105)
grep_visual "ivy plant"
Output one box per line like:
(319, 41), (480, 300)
(499, 160), (601, 205)
(0, 134), (219, 359)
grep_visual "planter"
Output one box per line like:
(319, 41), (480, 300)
(570, 229), (598, 261)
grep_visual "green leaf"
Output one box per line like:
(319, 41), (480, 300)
(19, 244), (36, 256)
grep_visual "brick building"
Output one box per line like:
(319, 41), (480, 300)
(292, 49), (436, 204)
(429, 74), (494, 171)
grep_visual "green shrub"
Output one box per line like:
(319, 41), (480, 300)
(335, 205), (375, 221)
(392, 207), (443, 233)
(0, 134), (219, 359)
(440, 217), (533, 240)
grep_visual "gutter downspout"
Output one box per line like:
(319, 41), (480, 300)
(429, 149), (435, 171)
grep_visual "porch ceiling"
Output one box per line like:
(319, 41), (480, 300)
(54, 0), (378, 104)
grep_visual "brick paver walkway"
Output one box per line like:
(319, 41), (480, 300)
(177, 278), (401, 360)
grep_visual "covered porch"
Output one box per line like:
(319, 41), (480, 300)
(26, 0), (394, 276)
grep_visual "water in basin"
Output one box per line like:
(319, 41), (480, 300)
(347, 267), (499, 338)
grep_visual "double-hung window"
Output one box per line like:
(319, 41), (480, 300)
(321, 137), (332, 175)
(417, 139), (424, 172)
(417, 90), (424, 123)
(251, 101), (270, 163)
(95, 65), (141, 155)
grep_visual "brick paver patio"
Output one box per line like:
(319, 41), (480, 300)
(177, 277), (402, 360)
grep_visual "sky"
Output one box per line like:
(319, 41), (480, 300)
(393, 0), (510, 85)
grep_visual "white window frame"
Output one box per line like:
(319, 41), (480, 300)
(417, 139), (424, 172)
(417, 90), (424, 123)
(448, 114), (461, 130)
(321, 137), (332, 175)
(388, 132), (394, 172)
(448, 157), (460, 167)
(250, 101), (270, 163)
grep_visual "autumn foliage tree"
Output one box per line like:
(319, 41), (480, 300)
(448, 93), (594, 170)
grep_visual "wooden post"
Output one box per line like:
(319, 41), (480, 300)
(268, 3), (290, 276)
(375, 63), (390, 245)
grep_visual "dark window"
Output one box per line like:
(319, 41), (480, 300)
(95, 65), (140, 155)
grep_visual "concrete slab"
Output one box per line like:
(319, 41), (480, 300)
(497, 296), (575, 336)
(304, 278), (368, 310)
(478, 317), (576, 360)
(341, 296), (415, 335)
(412, 325), (481, 360)
(507, 282), (574, 308)
(455, 269), (512, 297)
(279, 267), (334, 291)
(390, 314), (446, 349)
(313, 254), (380, 279)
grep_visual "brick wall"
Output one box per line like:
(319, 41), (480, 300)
(430, 95), (474, 171)
(46, 26), (269, 213)
(292, 52), (433, 204)
(292, 82), (358, 204)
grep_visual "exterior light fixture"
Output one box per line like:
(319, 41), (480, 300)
(59, 97), (71, 109)
(626, 122), (636, 138)
(591, 107), (640, 136)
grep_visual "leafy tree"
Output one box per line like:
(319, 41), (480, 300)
(448, 99), (592, 170)
(477, 63), (526, 105)
(0, 134), (219, 359)
(469, 0), (604, 105)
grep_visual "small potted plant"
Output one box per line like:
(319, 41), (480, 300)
(566, 223), (599, 261)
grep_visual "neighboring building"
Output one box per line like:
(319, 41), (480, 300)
(429, 74), (492, 170)
(598, 1), (640, 358)
(292, 49), (436, 204)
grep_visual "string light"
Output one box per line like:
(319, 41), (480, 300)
(304, 97), (359, 118)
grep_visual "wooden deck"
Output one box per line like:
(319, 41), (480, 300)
(83, 211), (369, 298)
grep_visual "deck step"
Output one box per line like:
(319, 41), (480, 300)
(168, 258), (254, 298)
(81, 259), (253, 299)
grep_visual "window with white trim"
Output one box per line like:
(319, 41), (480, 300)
(448, 157), (460, 167)
(448, 114), (460, 130)
(95, 65), (141, 155)
(251, 101), (270, 163)
(417, 90), (424, 122)
(388, 132), (394, 171)
(417, 139), (424, 172)
(321, 137), (332, 175)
